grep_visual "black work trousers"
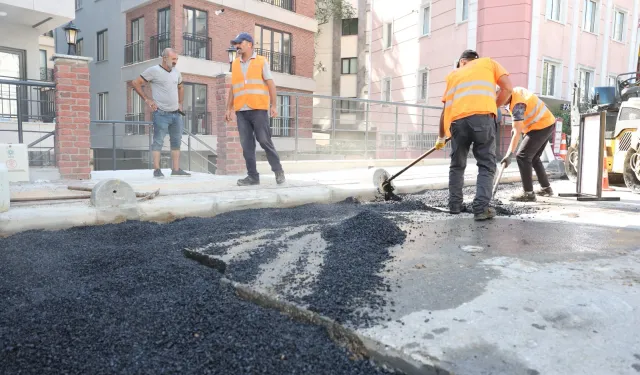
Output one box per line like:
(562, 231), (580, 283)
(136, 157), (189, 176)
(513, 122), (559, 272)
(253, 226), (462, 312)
(449, 114), (497, 214)
(236, 110), (283, 179)
(516, 124), (554, 192)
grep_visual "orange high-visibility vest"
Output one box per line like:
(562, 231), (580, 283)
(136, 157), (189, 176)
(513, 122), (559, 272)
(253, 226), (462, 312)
(231, 55), (270, 111)
(509, 87), (556, 133)
(441, 57), (507, 137)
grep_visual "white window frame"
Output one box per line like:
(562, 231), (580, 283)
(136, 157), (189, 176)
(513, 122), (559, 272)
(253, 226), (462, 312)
(577, 66), (595, 104)
(382, 77), (391, 102)
(416, 67), (429, 102)
(97, 92), (109, 120)
(612, 8), (627, 43)
(419, 1), (431, 37)
(75, 0), (82, 10)
(582, 0), (599, 34)
(608, 74), (618, 87)
(546, 0), (565, 23)
(456, 0), (469, 23)
(383, 22), (393, 49)
(541, 58), (562, 98)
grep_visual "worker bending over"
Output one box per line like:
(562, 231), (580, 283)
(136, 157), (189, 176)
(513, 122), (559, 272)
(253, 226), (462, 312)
(500, 86), (556, 201)
(436, 50), (513, 221)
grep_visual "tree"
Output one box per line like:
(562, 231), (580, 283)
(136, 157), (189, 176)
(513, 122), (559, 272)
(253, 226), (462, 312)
(316, 0), (356, 26)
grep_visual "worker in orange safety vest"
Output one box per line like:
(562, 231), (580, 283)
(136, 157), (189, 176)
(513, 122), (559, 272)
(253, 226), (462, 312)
(436, 50), (513, 221)
(225, 32), (285, 186)
(500, 86), (557, 201)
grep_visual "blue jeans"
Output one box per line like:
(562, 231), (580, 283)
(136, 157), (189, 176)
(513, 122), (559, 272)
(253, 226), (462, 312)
(152, 110), (183, 151)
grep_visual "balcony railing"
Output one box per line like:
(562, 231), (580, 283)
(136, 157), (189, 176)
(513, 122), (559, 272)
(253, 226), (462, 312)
(270, 116), (293, 137)
(184, 111), (212, 135)
(260, 0), (295, 11)
(150, 33), (171, 58)
(124, 113), (147, 135)
(255, 48), (295, 75)
(124, 40), (145, 65)
(40, 68), (54, 82)
(183, 33), (212, 60)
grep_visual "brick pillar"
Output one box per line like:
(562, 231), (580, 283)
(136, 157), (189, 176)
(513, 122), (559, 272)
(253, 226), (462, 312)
(52, 54), (92, 180)
(215, 73), (245, 175)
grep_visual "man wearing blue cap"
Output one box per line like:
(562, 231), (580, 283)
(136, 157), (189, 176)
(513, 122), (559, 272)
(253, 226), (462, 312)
(225, 32), (285, 186)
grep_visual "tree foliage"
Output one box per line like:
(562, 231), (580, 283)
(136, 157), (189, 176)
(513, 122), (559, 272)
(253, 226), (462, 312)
(316, 0), (356, 25)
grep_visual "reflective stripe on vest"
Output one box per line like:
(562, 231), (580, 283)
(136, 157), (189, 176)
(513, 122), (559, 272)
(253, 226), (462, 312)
(509, 87), (555, 133)
(231, 55), (270, 111)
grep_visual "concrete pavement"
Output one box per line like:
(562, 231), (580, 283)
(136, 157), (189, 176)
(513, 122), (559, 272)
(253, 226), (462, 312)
(1, 162), (538, 236)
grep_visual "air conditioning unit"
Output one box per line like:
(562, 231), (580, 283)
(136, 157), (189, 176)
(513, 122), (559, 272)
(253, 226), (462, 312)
(0, 143), (30, 182)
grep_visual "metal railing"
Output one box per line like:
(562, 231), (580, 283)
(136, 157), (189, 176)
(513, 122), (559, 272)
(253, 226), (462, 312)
(91, 119), (217, 173)
(270, 116), (293, 137)
(255, 48), (295, 75)
(260, 0), (295, 11)
(0, 78), (57, 166)
(150, 33), (171, 58)
(39, 68), (54, 82)
(124, 40), (145, 65)
(125, 113), (146, 135)
(183, 33), (211, 60)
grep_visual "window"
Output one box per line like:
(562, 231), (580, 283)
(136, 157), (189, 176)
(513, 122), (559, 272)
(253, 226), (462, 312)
(254, 25), (293, 74)
(578, 68), (594, 103)
(542, 60), (559, 97)
(126, 90), (146, 134)
(458, 0), (469, 22)
(158, 7), (171, 35)
(342, 18), (358, 36)
(98, 93), (109, 120)
(420, 4), (431, 36)
(547, 0), (561, 21)
(131, 18), (144, 42)
(383, 22), (392, 49)
(97, 29), (108, 61)
(184, 7), (207, 36)
(183, 83), (208, 134)
(382, 77), (391, 102)
(39, 50), (47, 69)
(417, 69), (429, 101)
(608, 75), (618, 87)
(272, 95), (290, 137)
(76, 38), (84, 56)
(613, 9), (625, 42)
(75, 0), (82, 10)
(583, 0), (597, 33)
(341, 58), (357, 74)
(156, 8), (171, 57)
(340, 99), (357, 113)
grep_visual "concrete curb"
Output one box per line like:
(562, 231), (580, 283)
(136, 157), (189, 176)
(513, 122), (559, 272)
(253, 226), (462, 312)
(0, 171), (560, 237)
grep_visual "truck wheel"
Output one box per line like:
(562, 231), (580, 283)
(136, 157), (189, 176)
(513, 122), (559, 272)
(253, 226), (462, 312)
(623, 148), (640, 194)
(565, 146), (578, 182)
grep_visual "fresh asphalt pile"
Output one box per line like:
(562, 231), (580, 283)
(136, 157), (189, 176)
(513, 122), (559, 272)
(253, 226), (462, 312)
(0, 183), (540, 374)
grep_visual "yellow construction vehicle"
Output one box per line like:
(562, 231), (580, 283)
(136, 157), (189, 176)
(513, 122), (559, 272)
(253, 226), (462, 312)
(565, 72), (640, 193)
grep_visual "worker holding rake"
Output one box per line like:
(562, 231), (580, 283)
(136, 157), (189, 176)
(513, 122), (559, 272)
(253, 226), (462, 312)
(436, 50), (513, 221)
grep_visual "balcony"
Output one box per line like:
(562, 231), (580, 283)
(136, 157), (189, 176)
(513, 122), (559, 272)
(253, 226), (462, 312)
(40, 68), (54, 82)
(150, 32), (171, 58)
(260, 0), (295, 12)
(255, 48), (295, 75)
(124, 40), (145, 65)
(182, 33), (212, 60)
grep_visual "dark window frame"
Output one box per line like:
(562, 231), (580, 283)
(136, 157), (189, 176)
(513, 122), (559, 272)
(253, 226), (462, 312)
(97, 29), (108, 61)
(342, 18), (358, 36)
(341, 57), (357, 74)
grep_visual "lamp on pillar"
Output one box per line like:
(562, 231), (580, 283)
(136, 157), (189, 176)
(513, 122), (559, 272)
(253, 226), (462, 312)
(64, 21), (80, 55)
(226, 46), (237, 72)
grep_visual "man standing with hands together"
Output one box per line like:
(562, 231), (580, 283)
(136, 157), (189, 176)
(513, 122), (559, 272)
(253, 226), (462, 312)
(225, 32), (285, 186)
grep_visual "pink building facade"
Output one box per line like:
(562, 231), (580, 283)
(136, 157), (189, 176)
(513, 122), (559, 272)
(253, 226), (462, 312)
(369, 0), (640, 157)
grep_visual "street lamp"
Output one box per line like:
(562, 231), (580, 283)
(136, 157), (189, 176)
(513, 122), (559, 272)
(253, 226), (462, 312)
(226, 46), (237, 72)
(64, 21), (80, 55)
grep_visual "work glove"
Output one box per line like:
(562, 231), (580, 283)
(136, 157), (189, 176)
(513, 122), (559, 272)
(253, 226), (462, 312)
(500, 152), (512, 168)
(435, 137), (447, 150)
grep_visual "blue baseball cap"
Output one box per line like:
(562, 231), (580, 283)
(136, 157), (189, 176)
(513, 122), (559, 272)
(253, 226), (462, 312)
(231, 32), (253, 45)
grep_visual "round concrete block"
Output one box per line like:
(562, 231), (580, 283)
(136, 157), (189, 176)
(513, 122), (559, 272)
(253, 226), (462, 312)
(90, 179), (137, 208)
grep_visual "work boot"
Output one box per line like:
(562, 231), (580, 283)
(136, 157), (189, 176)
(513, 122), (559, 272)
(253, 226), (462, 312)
(449, 203), (463, 214)
(275, 171), (286, 185)
(237, 176), (260, 186)
(510, 191), (536, 202)
(153, 169), (164, 178)
(171, 169), (191, 177)
(474, 207), (496, 221)
(535, 186), (554, 197)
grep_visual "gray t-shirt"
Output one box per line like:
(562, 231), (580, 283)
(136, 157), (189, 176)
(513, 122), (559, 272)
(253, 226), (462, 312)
(140, 65), (183, 112)
(238, 52), (273, 111)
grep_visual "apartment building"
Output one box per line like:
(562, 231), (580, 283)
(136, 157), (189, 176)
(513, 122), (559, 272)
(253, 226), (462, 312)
(369, 0), (640, 156)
